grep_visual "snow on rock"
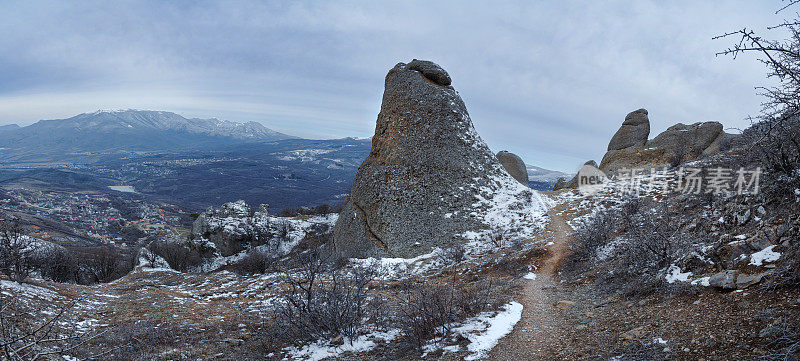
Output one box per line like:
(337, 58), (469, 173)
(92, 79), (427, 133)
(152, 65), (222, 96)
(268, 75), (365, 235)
(523, 273), (537, 280)
(750, 245), (781, 266)
(350, 249), (441, 280)
(471, 175), (548, 237)
(691, 276), (711, 287)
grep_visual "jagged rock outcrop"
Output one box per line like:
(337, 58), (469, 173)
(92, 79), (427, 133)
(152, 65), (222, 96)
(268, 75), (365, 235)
(191, 200), (270, 256)
(333, 60), (546, 258)
(496, 151), (529, 185)
(599, 108), (738, 171)
(553, 160), (597, 190)
(552, 177), (567, 191)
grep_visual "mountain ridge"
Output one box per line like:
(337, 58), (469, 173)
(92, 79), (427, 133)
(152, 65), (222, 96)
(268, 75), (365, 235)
(0, 110), (297, 162)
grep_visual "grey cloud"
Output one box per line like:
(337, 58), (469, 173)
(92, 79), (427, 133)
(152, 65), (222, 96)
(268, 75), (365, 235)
(0, 0), (784, 171)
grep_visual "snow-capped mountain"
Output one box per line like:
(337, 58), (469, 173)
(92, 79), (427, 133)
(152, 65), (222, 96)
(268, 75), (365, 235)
(526, 164), (570, 183)
(0, 110), (296, 160)
(37, 110), (293, 141)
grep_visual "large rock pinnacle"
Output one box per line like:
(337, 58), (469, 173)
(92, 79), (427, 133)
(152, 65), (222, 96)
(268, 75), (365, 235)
(333, 60), (546, 258)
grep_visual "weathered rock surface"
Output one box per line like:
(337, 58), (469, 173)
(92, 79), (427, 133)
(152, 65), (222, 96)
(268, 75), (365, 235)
(407, 59), (452, 86)
(607, 109), (650, 151)
(599, 108), (738, 171)
(552, 177), (568, 191)
(496, 151), (529, 185)
(709, 270), (739, 289)
(191, 200), (270, 256)
(708, 269), (769, 290)
(333, 60), (546, 258)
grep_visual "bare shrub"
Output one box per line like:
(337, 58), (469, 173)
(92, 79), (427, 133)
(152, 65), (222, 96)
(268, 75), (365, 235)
(764, 233), (800, 289)
(717, 9), (800, 188)
(394, 278), (492, 354)
(599, 203), (700, 296)
(486, 230), (506, 248)
(493, 253), (528, 277)
(277, 221), (291, 243)
(82, 247), (135, 283)
(231, 249), (275, 275)
(272, 251), (377, 343)
(560, 208), (619, 278)
(437, 243), (466, 266)
(0, 219), (34, 283)
(562, 198), (703, 296)
(148, 241), (201, 272)
(759, 319), (800, 361)
(35, 247), (79, 283)
(613, 339), (669, 361)
(0, 298), (116, 360)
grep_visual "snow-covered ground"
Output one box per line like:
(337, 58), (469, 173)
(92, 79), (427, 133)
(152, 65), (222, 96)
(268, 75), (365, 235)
(422, 301), (524, 360)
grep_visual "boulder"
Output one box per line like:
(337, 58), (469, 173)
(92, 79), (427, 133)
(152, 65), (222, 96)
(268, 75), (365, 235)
(407, 59), (452, 86)
(190, 200), (274, 256)
(708, 270), (739, 289)
(217, 200), (252, 218)
(496, 151), (529, 185)
(333, 60), (546, 258)
(600, 109), (651, 171)
(736, 272), (767, 289)
(607, 109), (650, 151)
(646, 122), (724, 163)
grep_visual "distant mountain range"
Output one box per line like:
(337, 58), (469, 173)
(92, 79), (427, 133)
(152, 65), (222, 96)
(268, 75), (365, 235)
(0, 110), (295, 162)
(0, 124), (20, 133)
(0, 109), (569, 208)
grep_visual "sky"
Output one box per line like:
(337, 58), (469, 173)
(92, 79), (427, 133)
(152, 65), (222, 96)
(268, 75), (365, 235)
(0, 0), (789, 172)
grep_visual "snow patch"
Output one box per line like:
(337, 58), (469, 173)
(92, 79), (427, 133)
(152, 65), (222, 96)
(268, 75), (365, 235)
(284, 329), (400, 361)
(457, 301), (524, 360)
(750, 245), (781, 266)
(665, 264), (692, 284)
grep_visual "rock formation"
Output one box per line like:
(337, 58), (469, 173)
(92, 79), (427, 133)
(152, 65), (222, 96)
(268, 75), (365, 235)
(191, 200), (269, 256)
(607, 109), (650, 151)
(496, 151), (529, 185)
(552, 177), (567, 191)
(333, 60), (546, 258)
(553, 160), (598, 190)
(599, 108), (737, 171)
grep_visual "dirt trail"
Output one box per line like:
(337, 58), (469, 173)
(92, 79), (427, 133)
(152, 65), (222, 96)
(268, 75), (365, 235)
(488, 204), (575, 360)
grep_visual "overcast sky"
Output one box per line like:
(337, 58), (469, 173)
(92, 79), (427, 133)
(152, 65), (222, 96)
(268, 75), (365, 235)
(0, 1), (788, 171)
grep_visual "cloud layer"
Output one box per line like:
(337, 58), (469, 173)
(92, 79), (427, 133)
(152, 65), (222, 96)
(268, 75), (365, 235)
(0, 0), (784, 171)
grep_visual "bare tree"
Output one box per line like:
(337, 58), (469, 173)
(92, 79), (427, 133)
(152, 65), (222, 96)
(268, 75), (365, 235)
(716, 4), (800, 177)
(0, 219), (33, 283)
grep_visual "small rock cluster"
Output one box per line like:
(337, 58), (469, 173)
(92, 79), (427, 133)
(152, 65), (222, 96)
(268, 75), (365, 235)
(190, 200), (272, 256)
(599, 108), (737, 171)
